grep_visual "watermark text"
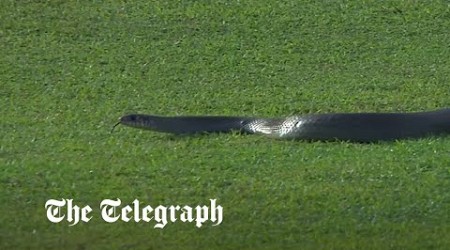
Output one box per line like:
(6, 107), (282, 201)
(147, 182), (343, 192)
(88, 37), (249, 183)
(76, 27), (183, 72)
(45, 198), (223, 228)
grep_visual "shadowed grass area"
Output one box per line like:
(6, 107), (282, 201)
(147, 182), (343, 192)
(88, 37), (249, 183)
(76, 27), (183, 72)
(1, 0), (449, 249)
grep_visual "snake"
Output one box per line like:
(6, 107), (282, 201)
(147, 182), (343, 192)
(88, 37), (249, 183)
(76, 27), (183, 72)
(112, 108), (450, 142)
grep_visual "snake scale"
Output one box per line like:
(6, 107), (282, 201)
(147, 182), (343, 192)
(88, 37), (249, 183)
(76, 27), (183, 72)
(113, 108), (450, 142)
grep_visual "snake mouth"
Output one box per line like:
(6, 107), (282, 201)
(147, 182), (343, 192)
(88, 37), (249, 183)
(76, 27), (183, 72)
(111, 114), (138, 133)
(113, 114), (161, 132)
(111, 114), (146, 133)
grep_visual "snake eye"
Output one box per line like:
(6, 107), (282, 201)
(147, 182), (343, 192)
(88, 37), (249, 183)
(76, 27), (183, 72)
(121, 114), (138, 124)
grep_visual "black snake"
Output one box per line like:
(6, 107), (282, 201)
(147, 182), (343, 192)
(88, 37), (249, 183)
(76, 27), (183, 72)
(113, 108), (450, 142)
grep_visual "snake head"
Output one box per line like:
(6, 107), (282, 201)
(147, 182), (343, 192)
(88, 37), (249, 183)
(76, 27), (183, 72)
(111, 114), (141, 132)
(111, 114), (162, 133)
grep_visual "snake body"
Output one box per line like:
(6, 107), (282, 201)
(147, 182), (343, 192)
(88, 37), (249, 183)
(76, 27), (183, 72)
(114, 108), (450, 142)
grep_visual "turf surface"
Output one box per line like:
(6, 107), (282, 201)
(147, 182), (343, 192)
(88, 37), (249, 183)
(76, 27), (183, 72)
(1, 0), (450, 249)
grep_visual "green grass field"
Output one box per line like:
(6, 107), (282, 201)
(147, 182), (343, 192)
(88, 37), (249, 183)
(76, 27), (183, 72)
(1, 0), (450, 249)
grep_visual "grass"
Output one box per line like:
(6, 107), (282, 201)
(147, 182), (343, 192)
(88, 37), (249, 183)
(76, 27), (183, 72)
(1, 0), (450, 249)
